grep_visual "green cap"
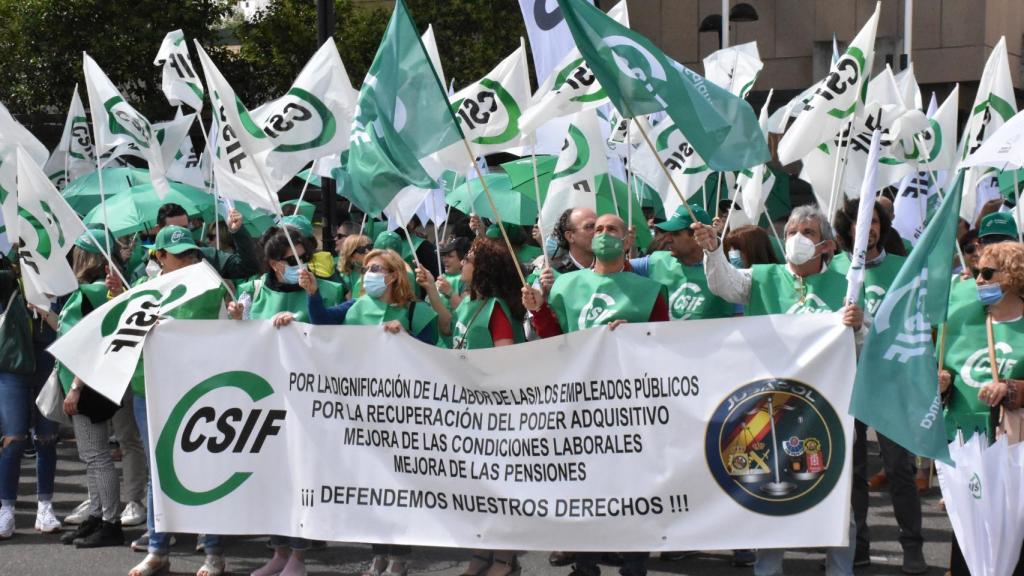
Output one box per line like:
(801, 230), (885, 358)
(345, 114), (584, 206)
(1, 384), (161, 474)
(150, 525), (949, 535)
(374, 230), (402, 252)
(281, 215), (314, 238)
(154, 225), (199, 254)
(979, 212), (1018, 240)
(74, 228), (114, 255)
(655, 204), (712, 232)
(486, 223), (526, 243)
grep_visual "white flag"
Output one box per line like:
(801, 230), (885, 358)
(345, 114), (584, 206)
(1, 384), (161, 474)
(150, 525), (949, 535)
(83, 53), (171, 197)
(194, 42), (278, 214)
(912, 85), (959, 172)
(518, 0), (629, 135)
(451, 41), (531, 156)
(421, 24), (446, 88)
(777, 2), (880, 165)
(16, 148), (85, 302)
(893, 94), (944, 245)
(539, 109), (608, 239)
(630, 116), (711, 216)
(702, 42), (763, 99)
(154, 29), (204, 111)
(48, 261), (225, 403)
(844, 130), (882, 305)
(250, 40), (358, 194)
(516, 0), (593, 83)
(893, 63), (922, 112)
(738, 91), (775, 223)
(44, 85), (96, 189)
(0, 100), (48, 246)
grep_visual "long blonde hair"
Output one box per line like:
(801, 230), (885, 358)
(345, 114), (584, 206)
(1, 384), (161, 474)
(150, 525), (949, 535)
(337, 234), (370, 274)
(360, 249), (414, 306)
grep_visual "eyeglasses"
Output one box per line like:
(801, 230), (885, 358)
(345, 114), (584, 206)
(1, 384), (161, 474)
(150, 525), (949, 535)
(283, 253), (309, 267)
(572, 223), (596, 232)
(366, 263), (390, 274)
(352, 246), (370, 255)
(978, 267), (1000, 281)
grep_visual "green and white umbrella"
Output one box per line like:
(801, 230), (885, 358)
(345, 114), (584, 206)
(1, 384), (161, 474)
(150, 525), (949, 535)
(82, 182), (213, 237)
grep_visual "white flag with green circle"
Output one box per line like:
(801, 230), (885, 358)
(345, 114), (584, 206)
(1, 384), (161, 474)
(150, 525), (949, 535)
(539, 108), (607, 239)
(44, 85), (95, 189)
(451, 41), (530, 157)
(154, 29), (204, 111)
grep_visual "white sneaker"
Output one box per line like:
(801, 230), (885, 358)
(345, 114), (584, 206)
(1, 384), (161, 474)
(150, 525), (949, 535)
(35, 501), (61, 533)
(120, 500), (146, 527)
(63, 499), (91, 525)
(0, 505), (14, 539)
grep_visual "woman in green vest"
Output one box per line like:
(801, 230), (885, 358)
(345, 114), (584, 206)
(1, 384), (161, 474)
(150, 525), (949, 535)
(443, 237), (525, 576)
(231, 227), (344, 325)
(55, 230), (127, 549)
(939, 241), (1024, 576)
(336, 234), (371, 299)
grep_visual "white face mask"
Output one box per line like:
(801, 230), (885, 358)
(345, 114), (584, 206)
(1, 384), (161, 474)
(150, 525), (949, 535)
(785, 233), (823, 266)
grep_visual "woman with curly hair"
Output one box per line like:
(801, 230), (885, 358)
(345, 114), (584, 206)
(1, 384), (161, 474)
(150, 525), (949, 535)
(939, 241), (1024, 576)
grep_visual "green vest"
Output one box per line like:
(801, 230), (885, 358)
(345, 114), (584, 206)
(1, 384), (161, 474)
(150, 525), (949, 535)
(747, 263), (847, 316)
(344, 295), (438, 337)
(57, 282), (110, 393)
(830, 251), (906, 317)
(646, 251), (733, 320)
(948, 274), (978, 317)
(548, 269), (665, 333)
(451, 297), (525, 350)
(131, 284), (227, 397)
(436, 273), (467, 348)
(516, 245), (542, 266)
(238, 274), (344, 322)
(942, 303), (1024, 441)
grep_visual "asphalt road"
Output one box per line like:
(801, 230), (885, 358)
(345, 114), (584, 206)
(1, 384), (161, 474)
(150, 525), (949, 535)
(0, 435), (954, 576)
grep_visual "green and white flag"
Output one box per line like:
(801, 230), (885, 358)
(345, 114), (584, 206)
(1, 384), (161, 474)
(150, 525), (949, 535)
(737, 91), (776, 223)
(539, 108), (607, 239)
(630, 116), (710, 215)
(702, 41), (763, 99)
(194, 42), (279, 214)
(16, 148), (84, 304)
(48, 260), (225, 403)
(959, 36), (1017, 221)
(83, 52), (172, 197)
(43, 85), (95, 189)
(345, 0), (465, 217)
(777, 3), (880, 165)
(0, 100), (49, 247)
(850, 172), (963, 466)
(558, 0), (768, 172)
(911, 85), (959, 173)
(154, 29), (204, 111)
(421, 24), (445, 88)
(518, 0), (629, 135)
(451, 41), (530, 156)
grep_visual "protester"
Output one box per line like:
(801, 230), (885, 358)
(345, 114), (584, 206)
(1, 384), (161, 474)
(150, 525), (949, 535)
(335, 220), (358, 254)
(628, 204), (733, 320)
(282, 215), (338, 281)
(948, 212), (1019, 318)
(433, 236), (472, 348)
(125, 225), (230, 576)
(832, 199), (926, 574)
(0, 253), (61, 540)
(154, 203), (261, 281)
(939, 241), (1024, 576)
(723, 225), (782, 270)
(548, 207), (597, 276)
(694, 204), (862, 575)
(55, 231), (126, 548)
(337, 234), (372, 299)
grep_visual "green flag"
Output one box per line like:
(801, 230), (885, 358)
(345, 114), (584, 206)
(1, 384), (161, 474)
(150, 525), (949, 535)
(556, 0), (768, 172)
(850, 172), (964, 466)
(345, 0), (464, 217)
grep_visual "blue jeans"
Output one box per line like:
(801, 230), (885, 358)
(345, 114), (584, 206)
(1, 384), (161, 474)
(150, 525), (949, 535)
(754, 513), (857, 576)
(134, 394), (222, 555)
(0, 355), (59, 502)
(269, 535), (309, 551)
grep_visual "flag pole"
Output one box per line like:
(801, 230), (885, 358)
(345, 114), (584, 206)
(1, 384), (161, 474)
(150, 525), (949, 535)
(296, 158), (318, 210)
(431, 191), (443, 274)
(459, 138), (528, 287)
(714, 172), (724, 216)
(391, 203), (423, 270)
(625, 119), (633, 235)
(631, 114), (699, 223)
(529, 136), (550, 266)
(358, 211), (368, 237)
(826, 118), (854, 224)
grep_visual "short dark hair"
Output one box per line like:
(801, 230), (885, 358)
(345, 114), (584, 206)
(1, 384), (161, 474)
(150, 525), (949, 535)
(264, 227), (315, 263)
(157, 203), (188, 228)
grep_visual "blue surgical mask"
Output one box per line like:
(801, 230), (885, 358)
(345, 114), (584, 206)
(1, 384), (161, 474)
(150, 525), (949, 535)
(728, 249), (745, 269)
(282, 264), (301, 285)
(977, 283), (1004, 306)
(363, 271), (387, 298)
(544, 236), (560, 256)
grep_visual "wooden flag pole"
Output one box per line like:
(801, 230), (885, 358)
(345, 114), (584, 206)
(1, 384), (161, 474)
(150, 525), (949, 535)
(631, 115), (699, 223)
(459, 137), (528, 287)
(529, 136), (550, 266)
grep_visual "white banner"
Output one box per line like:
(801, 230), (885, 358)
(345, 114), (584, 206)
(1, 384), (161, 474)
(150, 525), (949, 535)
(145, 314), (856, 551)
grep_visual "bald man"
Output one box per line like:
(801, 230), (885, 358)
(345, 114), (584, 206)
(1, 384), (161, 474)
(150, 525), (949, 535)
(524, 214), (668, 337)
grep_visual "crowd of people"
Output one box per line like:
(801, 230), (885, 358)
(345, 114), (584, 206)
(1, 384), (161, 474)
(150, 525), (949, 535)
(0, 188), (1021, 576)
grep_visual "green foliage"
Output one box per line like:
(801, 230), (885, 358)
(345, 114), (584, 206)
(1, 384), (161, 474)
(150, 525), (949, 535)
(0, 0), (230, 119)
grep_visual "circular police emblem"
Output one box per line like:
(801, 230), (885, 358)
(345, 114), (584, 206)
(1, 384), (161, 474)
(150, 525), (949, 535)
(705, 378), (845, 516)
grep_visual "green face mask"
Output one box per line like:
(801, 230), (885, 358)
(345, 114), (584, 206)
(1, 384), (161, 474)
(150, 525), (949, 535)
(591, 233), (624, 262)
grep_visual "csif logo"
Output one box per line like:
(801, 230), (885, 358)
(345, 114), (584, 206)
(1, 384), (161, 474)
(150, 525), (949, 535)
(157, 371), (286, 506)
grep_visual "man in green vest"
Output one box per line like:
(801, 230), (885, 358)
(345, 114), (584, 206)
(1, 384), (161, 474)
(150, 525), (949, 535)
(154, 203), (261, 282)
(629, 204), (734, 320)
(832, 199), (926, 574)
(694, 204), (863, 576)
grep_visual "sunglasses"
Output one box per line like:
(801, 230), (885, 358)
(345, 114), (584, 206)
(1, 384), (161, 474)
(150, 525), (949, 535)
(366, 263), (390, 274)
(978, 267), (1000, 281)
(352, 246), (370, 255)
(282, 253), (309, 267)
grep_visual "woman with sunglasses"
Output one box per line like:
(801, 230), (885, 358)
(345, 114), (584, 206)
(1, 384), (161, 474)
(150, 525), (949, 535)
(939, 242), (1024, 576)
(336, 234), (372, 300)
